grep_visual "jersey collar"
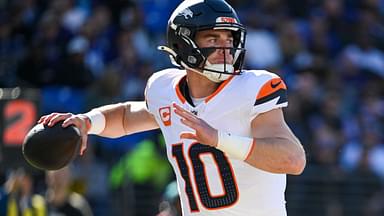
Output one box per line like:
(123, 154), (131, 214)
(175, 75), (234, 106)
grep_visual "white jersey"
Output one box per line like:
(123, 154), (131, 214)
(145, 68), (288, 216)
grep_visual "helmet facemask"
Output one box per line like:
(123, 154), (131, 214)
(189, 46), (239, 82)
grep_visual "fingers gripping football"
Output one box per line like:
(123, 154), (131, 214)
(172, 103), (218, 147)
(38, 113), (90, 155)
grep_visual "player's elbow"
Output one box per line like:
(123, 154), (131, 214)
(286, 152), (306, 175)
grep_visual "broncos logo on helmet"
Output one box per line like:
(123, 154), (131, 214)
(178, 8), (194, 19)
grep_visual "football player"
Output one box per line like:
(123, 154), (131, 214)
(39, 0), (306, 215)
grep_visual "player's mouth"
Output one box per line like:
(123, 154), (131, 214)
(209, 59), (233, 64)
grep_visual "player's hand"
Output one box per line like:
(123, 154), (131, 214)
(173, 103), (218, 147)
(38, 113), (90, 155)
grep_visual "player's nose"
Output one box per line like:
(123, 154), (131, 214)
(216, 47), (233, 62)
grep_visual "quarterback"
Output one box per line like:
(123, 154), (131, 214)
(39, 0), (306, 215)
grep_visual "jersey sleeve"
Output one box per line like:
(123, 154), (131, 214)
(144, 68), (184, 116)
(144, 70), (161, 115)
(144, 77), (151, 111)
(250, 72), (288, 117)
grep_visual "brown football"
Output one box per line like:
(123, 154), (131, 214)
(22, 121), (81, 170)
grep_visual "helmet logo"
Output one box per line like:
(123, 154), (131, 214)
(216, 17), (237, 23)
(178, 8), (194, 19)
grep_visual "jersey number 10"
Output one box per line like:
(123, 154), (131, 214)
(172, 143), (238, 212)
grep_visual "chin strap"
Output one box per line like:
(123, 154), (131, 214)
(158, 46), (180, 67)
(158, 46), (178, 57)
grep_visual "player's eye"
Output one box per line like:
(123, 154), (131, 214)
(227, 38), (234, 45)
(207, 38), (217, 43)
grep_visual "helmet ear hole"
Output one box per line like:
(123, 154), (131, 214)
(187, 56), (197, 64)
(181, 48), (204, 68)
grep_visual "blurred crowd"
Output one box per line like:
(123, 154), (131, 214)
(1, 0), (384, 215)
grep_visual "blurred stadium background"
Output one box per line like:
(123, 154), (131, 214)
(0, 0), (384, 215)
